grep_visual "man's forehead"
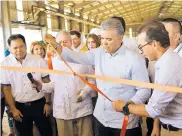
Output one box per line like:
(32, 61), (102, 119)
(100, 28), (117, 37)
(71, 34), (79, 38)
(57, 34), (71, 41)
(101, 28), (116, 33)
(162, 22), (173, 30)
(11, 38), (24, 45)
(162, 22), (180, 33)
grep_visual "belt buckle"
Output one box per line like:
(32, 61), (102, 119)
(25, 102), (31, 106)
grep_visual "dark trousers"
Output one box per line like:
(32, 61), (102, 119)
(146, 117), (154, 136)
(15, 97), (52, 136)
(1, 97), (5, 134)
(92, 97), (99, 136)
(96, 118), (142, 136)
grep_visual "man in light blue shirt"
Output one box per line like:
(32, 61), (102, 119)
(112, 20), (182, 136)
(44, 18), (151, 136)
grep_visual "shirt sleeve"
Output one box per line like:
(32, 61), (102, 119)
(42, 82), (54, 93)
(39, 58), (49, 78)
(145, 66), (180, 118)
(130, 54), (151, 104)
(0, 62), (11, 85)
(61, 47), (95, 66)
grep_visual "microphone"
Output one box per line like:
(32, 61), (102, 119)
(27, 73), (40, 93)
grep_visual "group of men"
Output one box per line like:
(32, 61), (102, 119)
(1, 16), (182, 136)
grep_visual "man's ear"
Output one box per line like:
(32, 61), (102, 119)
(8, 46), (11, 52)
(119, 34), (124, 41)
(153, 41), (160, 50)
(174, 33), (181, 42)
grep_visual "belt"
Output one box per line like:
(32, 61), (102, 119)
(161, 122), (181, 131)
(16, 97), (45, 106)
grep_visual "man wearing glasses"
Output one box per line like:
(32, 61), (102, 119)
(112, 20), (182, 136)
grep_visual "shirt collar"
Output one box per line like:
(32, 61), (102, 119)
(105, 43), (126, 57)
(9, 53), (28, 64)
(174, 43), (182, 53)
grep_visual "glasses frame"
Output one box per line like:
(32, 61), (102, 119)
(138, 40), (154, 53)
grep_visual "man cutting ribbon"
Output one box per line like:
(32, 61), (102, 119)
(42, 18), (151, 136)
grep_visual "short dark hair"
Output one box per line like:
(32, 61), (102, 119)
(8, 34), (26, 46)
(70, 30), (81, 38)
(111, 16), (126, 33)
(161, 18), (182, 35)
(137, 20), (170, 48)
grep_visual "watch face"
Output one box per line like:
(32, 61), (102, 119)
(123, 104), (130, 115)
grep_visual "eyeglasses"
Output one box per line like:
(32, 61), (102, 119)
(138, 40), (154, 53)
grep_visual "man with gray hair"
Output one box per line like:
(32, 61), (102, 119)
(43, 18), (151, 136)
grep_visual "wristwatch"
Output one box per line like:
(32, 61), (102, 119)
(122, 101), (133, 115)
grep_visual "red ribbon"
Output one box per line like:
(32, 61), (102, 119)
(47, 53), (53, 70)
(120, 116), (129, 136)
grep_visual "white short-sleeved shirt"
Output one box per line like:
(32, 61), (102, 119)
(0, 54), (48, 103)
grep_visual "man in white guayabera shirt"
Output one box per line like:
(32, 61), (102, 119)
(40, 31), (94, 136)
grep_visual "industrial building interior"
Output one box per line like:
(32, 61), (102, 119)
(1, 0), (182, 136)
(1, 0), (182, 61)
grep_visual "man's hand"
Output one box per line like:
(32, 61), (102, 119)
(44, 34), (57, 47)
(44, 34), (62, 55)
(76, 89), (88, 103)
(151, 118), (161, 136)
(112, 100), (125, 112)
(151, 127), (160, 136)
(11, 108), (23, 122)
(44, 104), (51, 117)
